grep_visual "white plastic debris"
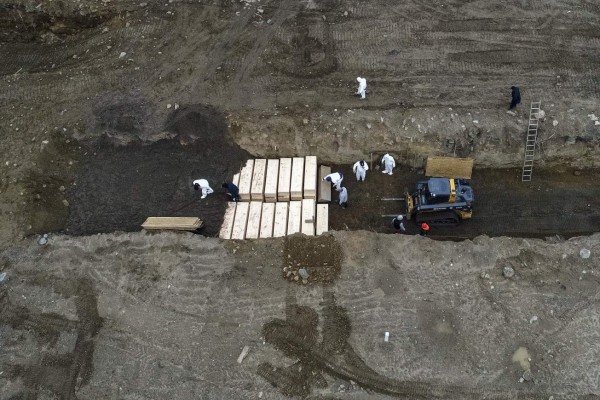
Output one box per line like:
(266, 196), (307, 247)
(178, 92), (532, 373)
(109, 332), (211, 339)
(384, 332), (389, 342)
(119, 52), (127, 59)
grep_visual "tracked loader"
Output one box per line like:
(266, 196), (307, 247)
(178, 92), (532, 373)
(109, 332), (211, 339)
(404, 157), (474, 226)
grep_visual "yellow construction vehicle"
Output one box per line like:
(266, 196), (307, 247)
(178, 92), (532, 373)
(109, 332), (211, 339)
(405, 157), (474, 226)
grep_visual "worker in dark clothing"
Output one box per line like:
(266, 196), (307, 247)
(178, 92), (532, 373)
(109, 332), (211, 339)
(420, 222), (430, 236)
(509, 86), (521, 109)
(222, 182), (240, 202)
(392, 215), (406, 233)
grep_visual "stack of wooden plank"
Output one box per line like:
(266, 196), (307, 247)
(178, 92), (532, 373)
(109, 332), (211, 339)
(142, 217), (203, 232)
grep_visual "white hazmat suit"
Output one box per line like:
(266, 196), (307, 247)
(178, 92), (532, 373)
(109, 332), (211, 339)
(338, 187), (348, 207)
(193, 179), (214, 199)
(323, 172), (344, 191)
(381, 153), (396, 175)
(353, 160), (369, 181)
(356, 77), (367, 99)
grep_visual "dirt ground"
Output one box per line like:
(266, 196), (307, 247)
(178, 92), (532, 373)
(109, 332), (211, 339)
(1, 0), (600, 398)
(328, 163), (600, 238)
(1, 232), (600, 399)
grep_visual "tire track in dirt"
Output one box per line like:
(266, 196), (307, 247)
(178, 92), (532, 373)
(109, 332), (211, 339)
(230, 0), (300, 106)
(1, 274), (102, 399)
(259, 285), (549, 399)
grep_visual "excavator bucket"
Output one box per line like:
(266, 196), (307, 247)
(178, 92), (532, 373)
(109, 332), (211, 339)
(425, 157), (473, 179)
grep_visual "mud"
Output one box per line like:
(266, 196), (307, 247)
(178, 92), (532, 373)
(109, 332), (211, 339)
(282, 235), (342, 285)
(64, 105), (250, 237)
(328, 163), (600, 238)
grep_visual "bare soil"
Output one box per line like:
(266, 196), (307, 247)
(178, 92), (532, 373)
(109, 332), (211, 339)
(1, 0), (600, 399)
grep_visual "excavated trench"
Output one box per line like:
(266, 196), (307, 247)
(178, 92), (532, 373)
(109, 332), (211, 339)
(27, 137), (599, 240)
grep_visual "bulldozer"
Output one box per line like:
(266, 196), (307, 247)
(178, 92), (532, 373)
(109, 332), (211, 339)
(404, 157), (474, 226)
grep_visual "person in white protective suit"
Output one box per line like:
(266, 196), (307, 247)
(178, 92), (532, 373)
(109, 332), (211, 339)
(193, 178), (214, 199)
(381, 153), (396, 175)
(356, 77), (367, 99)
(323, 172), (344, 191)
(338, 187), (348, 208)
(352, 160), (369, 181)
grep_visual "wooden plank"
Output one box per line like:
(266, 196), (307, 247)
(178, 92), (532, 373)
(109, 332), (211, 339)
(277, 158), (292, 201)
(142, 217), (203, 231)
(318, 165), (332, 202)
(287, 201), (302, 235)
(273, 202), (288, 238)
(250, 159), (267, 201)
(232, 172), (240, 187)
(290, 157), (305, 200)
(238, 159), (254, 201)
(301, 199), (316, 236)
(259, 202), (275, 238)
(245, 201), (263, 239)
(264, 159), (279, 202)
(219, 202), (237, 239)
(316, 204), (329, 235)
(231, 202), (250, 239)
(425, 157), (473, 179)
(303, 156), (317, 199)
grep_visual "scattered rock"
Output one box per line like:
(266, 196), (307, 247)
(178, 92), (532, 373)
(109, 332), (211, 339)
(503, 266), (515, 278)
(480, 272), (490, 279)
(343, 11), (348, 16)
(0, 272), (6, 282)
(167, 104), (172, 109)
(37, 235), (48, 245)
(366, 123), (372, 129)
(536, 110), (546, 120)
(302, 118), (309, 125)
(573, 170), (582, 176)
(174, 104), (180, 110)
(59, 185), (66, 192)
(565, 136), (576, 145)
(552, 119), (558, 127)
(472, 120), (479, 124)
(529, 315), (538, 324)
(119, 52), (127, 59)
(579, 248), (591, 259)
(237, 345), (250, 364)
(62, 199), (70, 207)
(522, 369), (533, 381)
(298, 268), (309, 279)
(506, 110), (516, 116)
(588, 113), (598, 121)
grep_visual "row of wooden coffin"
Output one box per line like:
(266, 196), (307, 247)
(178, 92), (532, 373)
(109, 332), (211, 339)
(233, 156), (318, 202)
(219, 199), (328, 240)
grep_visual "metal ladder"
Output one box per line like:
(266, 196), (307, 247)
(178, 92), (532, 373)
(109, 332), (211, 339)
(522, 101), (541, 182)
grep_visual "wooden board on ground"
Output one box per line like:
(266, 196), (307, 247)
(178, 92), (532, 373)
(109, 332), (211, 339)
(318, 165), (332, 202)
(273, 202), (288, 237)
(142, 217), (203, 232)
(303, 156), (317, 199)
(250, 159), (267, 201)
(260, 202), (275, 238)
(301, 199), (316, 236)
(290, 157), (305, 200)
(219, 203), (237, 239)
(231, 202), (250, 239)
(238, 160), (254, 201)
(425, 157), (473, 179)
(264, 159), (279, 202)
(232, 172), (240, 187)
(245, 201), (263, 239)
(287, 200), (302, 235)
(316, 204), (329, 235)
(278, 158), (292, 201)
